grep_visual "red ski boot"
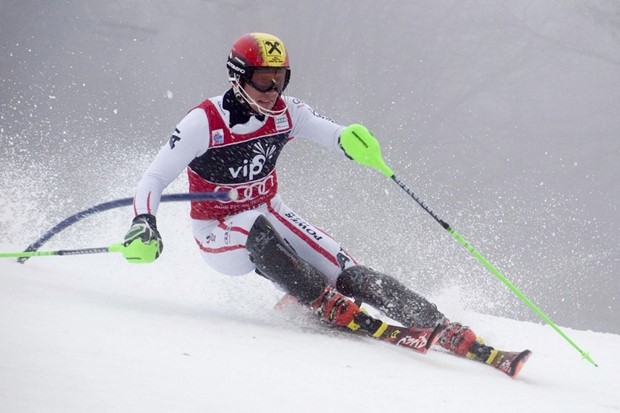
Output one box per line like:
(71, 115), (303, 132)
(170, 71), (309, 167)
(439, 321), (477, 356)
(311, 287), (361, 329)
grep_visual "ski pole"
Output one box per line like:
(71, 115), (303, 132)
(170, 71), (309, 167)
(339, 124), (598, 367)
(17, 191), (235, 263)
(1, 246), (112, 259)
(2, 241), (161, 263)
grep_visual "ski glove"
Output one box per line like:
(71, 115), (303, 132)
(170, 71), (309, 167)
(123, 214), (163, 262)
(339, 124), (394, 178)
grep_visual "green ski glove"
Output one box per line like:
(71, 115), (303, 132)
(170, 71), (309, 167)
(122, 214), (163, 263)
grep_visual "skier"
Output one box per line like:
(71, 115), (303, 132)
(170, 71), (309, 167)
(124, 32), (530, 377)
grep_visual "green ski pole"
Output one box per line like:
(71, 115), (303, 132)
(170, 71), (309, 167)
(339, 123), (598, 367)
(1, 247), (112, 259)
(1, 239), (160, 264)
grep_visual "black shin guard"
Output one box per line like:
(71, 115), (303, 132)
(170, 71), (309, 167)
(246, 215), (327, 304)
(336, 265), (445, 328)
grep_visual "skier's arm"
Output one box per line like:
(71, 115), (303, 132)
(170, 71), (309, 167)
(133, 108), (209, 216)
(124, 108), (210, 259)
(286, 98), (346, 154)
(286, 98), (380, 166)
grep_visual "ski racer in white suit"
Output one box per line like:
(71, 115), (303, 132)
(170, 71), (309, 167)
(124, 32), (531, 376)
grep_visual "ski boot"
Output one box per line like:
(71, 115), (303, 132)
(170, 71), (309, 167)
(440, 322), (532, 378)
(311, 286), (362, 329)
(439, 321), (478, 356)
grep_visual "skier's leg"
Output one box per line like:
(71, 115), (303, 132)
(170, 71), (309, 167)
(192, 211), (262, 276)
(247, 214), (377, 331)
(263, 196), (356, 285)
(336, 265), (444, 327)
(337, 265), (481, 357)
(195, 212), (443, 351)
(246, 214), (326, 303)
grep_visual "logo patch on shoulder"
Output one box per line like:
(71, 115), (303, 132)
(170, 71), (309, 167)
(211, 129), (224, 145)
(274, 115), (289, 131)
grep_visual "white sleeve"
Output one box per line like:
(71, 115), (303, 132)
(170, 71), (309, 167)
(286, 97), (347, 155)
(133, 108), (209, 216)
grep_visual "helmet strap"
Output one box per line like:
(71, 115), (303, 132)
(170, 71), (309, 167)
(228, 74), (288, 118)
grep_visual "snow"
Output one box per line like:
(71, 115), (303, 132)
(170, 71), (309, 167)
(0, 208), (618, 412)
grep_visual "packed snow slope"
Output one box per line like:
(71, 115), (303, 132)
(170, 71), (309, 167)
(0, 208), (619, 412)
(1, 0), (618, 334)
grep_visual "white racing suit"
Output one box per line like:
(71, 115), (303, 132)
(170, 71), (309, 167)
(132, 94), (356, 285)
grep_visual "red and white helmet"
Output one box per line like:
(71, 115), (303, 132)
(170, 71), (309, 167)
(226, 33), (291, 116)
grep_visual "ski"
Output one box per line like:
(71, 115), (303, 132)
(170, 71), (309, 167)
(373, 322), (445, 354)
(275, 292), (532, 378)
(486, 349), (532, 378)
(277, 293), (444, 354)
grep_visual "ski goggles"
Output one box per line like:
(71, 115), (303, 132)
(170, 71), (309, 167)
(246, 68), (291, 93)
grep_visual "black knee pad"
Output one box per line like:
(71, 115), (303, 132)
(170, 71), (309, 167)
(247, 215), (327, 304)
(337, 265), (444, 328)
(336, 265), (370, 296)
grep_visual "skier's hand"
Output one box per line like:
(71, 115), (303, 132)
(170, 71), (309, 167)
(338, 124), (394, 178)
(123, 214), (163, 263)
